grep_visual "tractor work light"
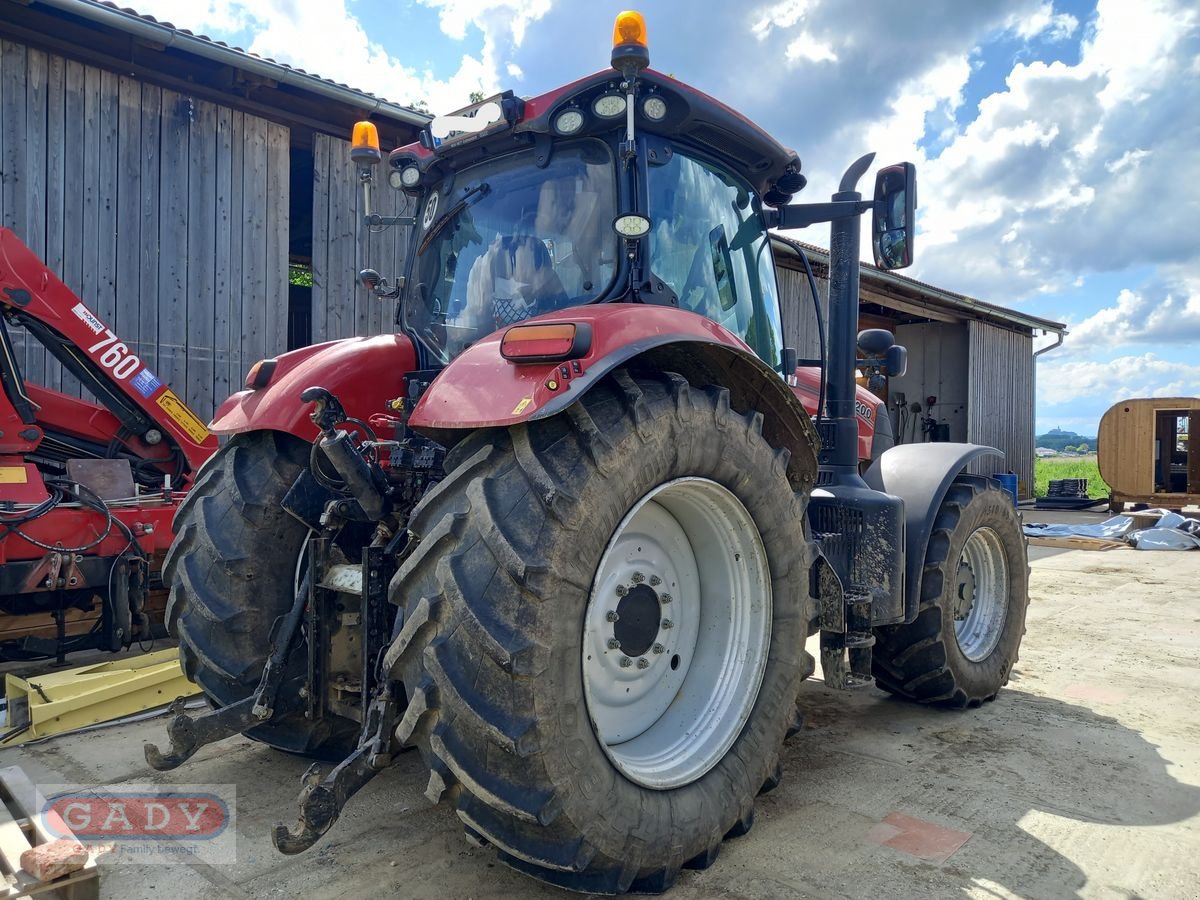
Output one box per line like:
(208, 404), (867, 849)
(641, 95), (667, 121)
(554, 109), (585, 134)
(500, 322), (592, 363)
(350, 121), (381, 165)
(593, 94), (627, 118)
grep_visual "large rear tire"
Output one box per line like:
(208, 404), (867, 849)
(164, 430), (357, 757)
(871, 474), (1028, 707)
(390, 371), (816, 894)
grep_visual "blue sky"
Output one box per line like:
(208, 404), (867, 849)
(139, 0), (1200, 436)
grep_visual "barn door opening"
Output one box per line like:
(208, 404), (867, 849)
(288, 142), (314, 350)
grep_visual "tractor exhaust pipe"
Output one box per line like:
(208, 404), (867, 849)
(822, 153), (873, 473)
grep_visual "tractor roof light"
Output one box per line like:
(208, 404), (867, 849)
(351, 120), (382, 165)
(500, 322), (592, 363)
(611, 11), (649, 75)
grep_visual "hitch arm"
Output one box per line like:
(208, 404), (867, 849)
(272, 685), (401, 854)
(143, 572), (311, 771)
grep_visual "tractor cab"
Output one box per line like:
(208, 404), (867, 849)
(362, 16), (804, 375)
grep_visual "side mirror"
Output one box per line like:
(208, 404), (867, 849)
(358, 268), (382, 291)
(781, 346), (798, 377)
(884, 344), (908, 378)
(857, 328), (895, 355)
(872, 162), (916, 270)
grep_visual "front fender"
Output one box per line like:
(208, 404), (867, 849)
(210, 334), (418, 440)
(410, 304), (819, 489)
(864, 443), (1002, 623)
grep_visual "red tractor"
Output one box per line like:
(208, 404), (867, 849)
(146, 12), (1027, 893)
(0, 228), (215, 663)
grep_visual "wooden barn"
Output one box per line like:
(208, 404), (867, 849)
(772, 236), (1066, 497)
(0, 0), (426, 420)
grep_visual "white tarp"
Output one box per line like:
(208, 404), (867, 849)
(1023, 509), (1200, 551)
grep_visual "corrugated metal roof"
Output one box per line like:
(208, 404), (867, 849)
(34, 0), (431, 126)
(771, 233), (1067, 335)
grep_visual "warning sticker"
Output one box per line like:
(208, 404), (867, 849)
(0, 466), (29, 484)
(156, 389), (210, 443)
(131, 367), (162, 398)
(71, 302), (105, 335)
(511, 397), (533, 416)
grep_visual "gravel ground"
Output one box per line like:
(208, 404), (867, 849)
(3, 542), (1198, 899)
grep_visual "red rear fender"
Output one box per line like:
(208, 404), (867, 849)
(210, 334), (418, 440)
(409, 305), (820, 488)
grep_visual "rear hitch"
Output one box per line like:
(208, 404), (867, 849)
(143, 571), (312, 771)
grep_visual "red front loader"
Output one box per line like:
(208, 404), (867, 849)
(144, 11), (1027, 894)
(0, 228), (215, 662)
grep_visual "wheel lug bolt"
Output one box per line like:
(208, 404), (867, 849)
(637, 658), (650, 669)
(649, 575), (661, 586)
(606, 610), (619, 622)
(660, 593), (672, 604)
(616, 585), (627, 597)
(662, 619), (674, 629)
(631, 572), (644, 584)
(652, 643), (665, 654)
(607, 638), (621, 650)
(619, 656), (632, 668)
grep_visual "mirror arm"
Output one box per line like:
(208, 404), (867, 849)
(766, 199), (873, 230)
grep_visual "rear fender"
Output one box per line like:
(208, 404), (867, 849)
(409, 305), (819, 489)
(863, 443), (1002, 623)
(210, 334), (418, 440)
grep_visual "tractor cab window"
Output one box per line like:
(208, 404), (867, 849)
(648, 151), (784, 371)
(407, 141), (618, 363)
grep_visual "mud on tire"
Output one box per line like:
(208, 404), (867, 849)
(871, 474), (1029, 708)
(164, 430), (357, 757)
(389, 370), (817, 894)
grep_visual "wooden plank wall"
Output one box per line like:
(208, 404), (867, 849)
(774, 260), (830, 362)
(0, 39), (288, 421)
(311, 132), (413, 341)
(966, 320), (1035, 496)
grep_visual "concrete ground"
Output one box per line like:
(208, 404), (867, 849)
(3, 541), (1199, 899)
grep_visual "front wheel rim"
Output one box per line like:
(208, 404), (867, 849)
(582, 477), (772, 790)
(953, 526), (1010, 662)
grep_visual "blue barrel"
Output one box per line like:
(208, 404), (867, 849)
(993, 473), (1018, 506)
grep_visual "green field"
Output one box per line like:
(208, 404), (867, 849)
(1034, 456), (1110, 499)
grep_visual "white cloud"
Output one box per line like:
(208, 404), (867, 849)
(1065, 271), (1200, 349)
(785, 34), (837, 64)
(752, 0), (819, 41)
(132, 0), (251, 33)
(1039, 354), (1200, 407)
(911, 0), (1200, 302)
(1005, 3), (1078, 42)
(130, 0), (552, 113)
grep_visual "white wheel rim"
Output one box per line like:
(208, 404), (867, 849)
(582, 477), (772, 790)
(953, 526), (1010, 662)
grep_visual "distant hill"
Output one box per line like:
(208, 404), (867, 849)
(1037, 427), (1096, 452)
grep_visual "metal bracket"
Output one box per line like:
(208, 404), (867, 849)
(143, 570), (312, 770)
(272, 681), (401, 854)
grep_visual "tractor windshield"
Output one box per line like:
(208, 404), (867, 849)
(406, 140), (618, 362)
(647, 151), (784, 371)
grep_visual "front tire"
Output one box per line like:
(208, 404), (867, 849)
(872, 474), (1029, 707)
(390, 371), (816, 893)
(164, 431), (357, 756)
